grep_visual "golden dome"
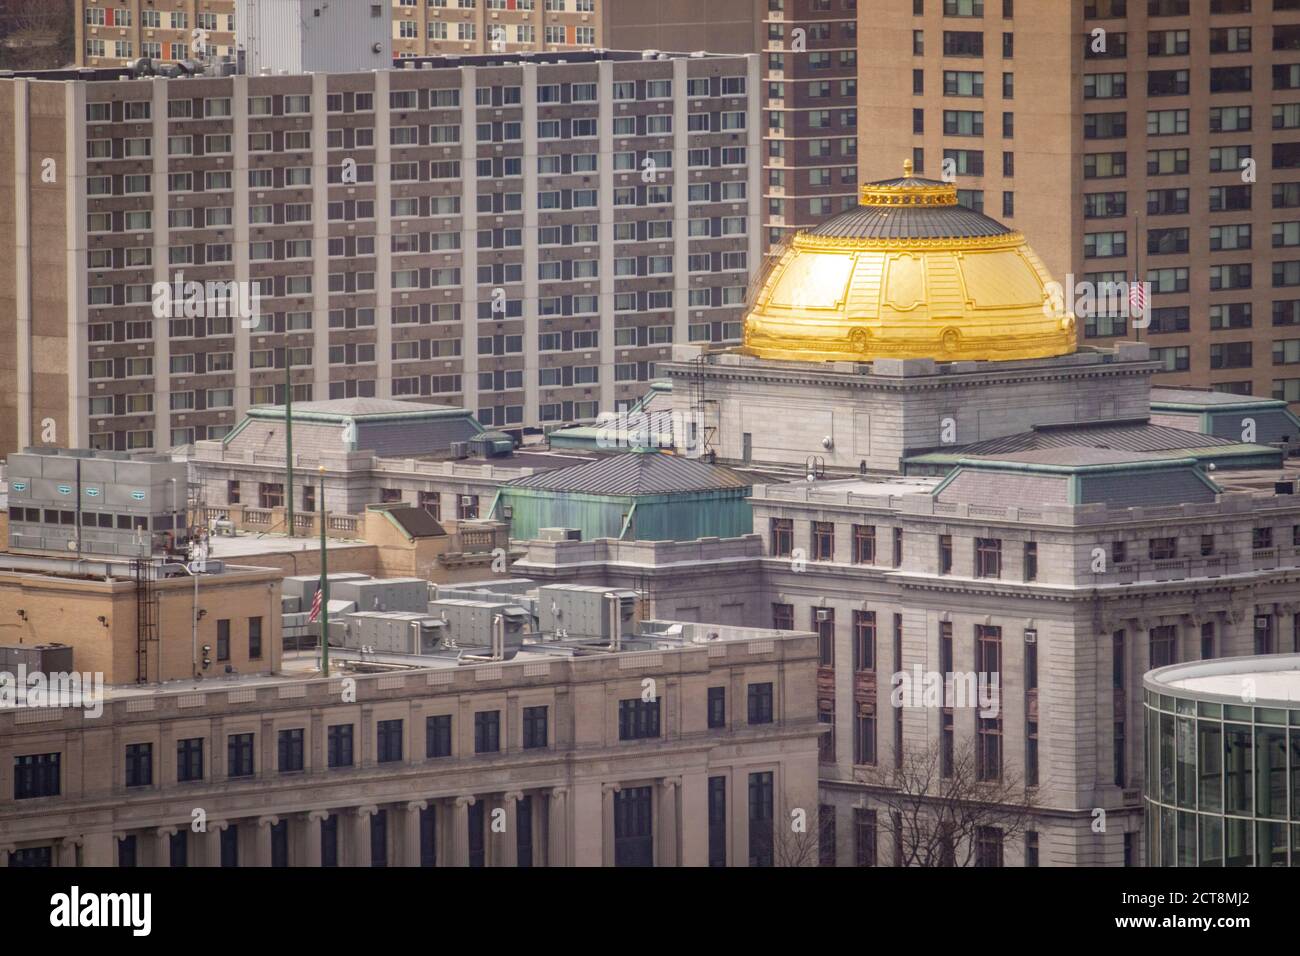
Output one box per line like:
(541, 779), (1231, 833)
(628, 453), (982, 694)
(741, 160), (1076, 363)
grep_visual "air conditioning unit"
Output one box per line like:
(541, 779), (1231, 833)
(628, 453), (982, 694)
(1024, 629), (1037, 644)
(815, 608), (831, 623)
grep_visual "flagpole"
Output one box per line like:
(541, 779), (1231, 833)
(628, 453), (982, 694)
(318, 465), (329, 676)
(1134, 209), (1142, 342)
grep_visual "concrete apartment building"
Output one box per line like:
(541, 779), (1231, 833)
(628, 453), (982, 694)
(859, 0), (1300, 403)
(0, 49), (761, 457)
(763, 0), (860, 250)
(0, 618), (821, 867)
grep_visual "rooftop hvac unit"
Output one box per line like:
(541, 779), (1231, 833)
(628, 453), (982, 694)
(449, 441), (469, 459)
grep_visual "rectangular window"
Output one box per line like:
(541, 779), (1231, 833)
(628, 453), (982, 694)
(708, 777), (727, 866)
(618, 699), (661, 740)
(522, 706), (548, 750)
(852, 525), (876, 563)
(278, 729), (304, 772)
(748, 772), (775, 867)
(377, 719), (403, 763)
(707, 687), (727, 729)
(474, 711), (501, 753)
(125, 743), (152, 788)
(426, 715), (452, 758)
(327, 724), (354, 768)
(227, 733), (255, 778)
(747, 683), (775, 725)
(177, 738), (203, 782)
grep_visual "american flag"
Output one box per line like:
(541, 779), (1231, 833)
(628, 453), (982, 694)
(1128, 279), (1148, 318)
(307, 586), (323, 623)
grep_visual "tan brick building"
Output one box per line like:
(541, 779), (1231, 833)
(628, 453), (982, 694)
(0, 554), (282, 683)
(0, 621), (821, 866)
(859, 0), (1300, 405)
(76, 0), (236, 67)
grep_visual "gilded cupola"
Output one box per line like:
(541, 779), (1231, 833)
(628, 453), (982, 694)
(741, 160), (1077, 362)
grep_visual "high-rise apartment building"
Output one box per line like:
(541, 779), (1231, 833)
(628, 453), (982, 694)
(859, 0), (1300, 405)
(0, 50), (760, 456)
(76, 0), (237, 66)
(763, 0), (860, 251)
(73, 0), (603, 67)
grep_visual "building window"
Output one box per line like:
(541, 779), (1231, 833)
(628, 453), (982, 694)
(278, 729), (304, 772)
(854, 808), (877, 866)
(169, 831), (187, 867)
(975, 538), (1002, 577)
(939, 534), (953, 574)
(708, 777), (727, 866)
(226, 481), (240, 505)
(748, 772), (775, 867)
(707, 687), (727, 728)
(1023, 542), (1038, 581)
(1149, 625), (1177, 669)
(814, 608), (835, 666)
(976, 826), (1004, 866)
(975, 625), (1002, 780)
(618, 699), (661, 740)
(812, 521), (835, 560)
(613, 786), (655, 867)
(770, 518), (793, 557)
(852, 611), (876, 671)
(856, 714), (877, 765)
(748, 682), (775, 725)
(216, 619), (230, 662)
(177, 738), (203, 782)
(248, 617), (263, 660)
(426, 715), (452, 758)
(1025, 830), (1039, 867)
(852, 524), (876, 563)
(893, 528), (904, 566)
(819, 805), (837, 867)
(321, 815), (338, 867)
(474, 711), (501, 753)
(377, 719), (403, 763)
(227, 733), (255, 778)
(772, 603), (794, 631)
(327, 724), (353, 768)
(124, 743), (152, 788)
(522, 706), (548, 749)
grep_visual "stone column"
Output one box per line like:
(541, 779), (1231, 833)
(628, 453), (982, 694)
(679, 770), (709, 867)
(601, 783), (621, 867)
(352, 806), (377, 868)
(500, 791), (524, 867)
(403, 800), (427, 867)
(255, 815), (279, 867)
(547, 787), (568, 867)
(451, 795), (475, 866)
(304, 810), (328, 866)
(204, 821), (229, 868)
(658, 777), (681, 867)
(59, 836), (81, 868)
(154, 826), (178, 867)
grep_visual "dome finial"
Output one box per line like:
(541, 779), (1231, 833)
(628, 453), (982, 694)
(902, 157), (914, 177)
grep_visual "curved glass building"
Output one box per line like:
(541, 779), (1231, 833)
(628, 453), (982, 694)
(1143, 655), (1300, 866)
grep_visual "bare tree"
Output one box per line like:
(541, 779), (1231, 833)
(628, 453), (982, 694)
(0, 0), (74, 71)
(872, 738), (1036, 867)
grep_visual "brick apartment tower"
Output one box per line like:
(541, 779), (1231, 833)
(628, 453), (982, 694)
(859, 0), (1300, 406)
